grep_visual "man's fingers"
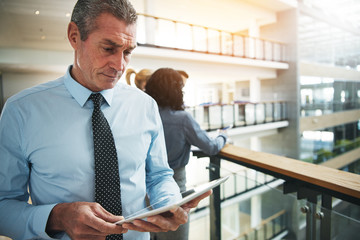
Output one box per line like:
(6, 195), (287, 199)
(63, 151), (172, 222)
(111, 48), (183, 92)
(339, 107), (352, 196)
(182, 190), (212, 210)
(86, 204), (127, 234)
(123, 219), (166, 232)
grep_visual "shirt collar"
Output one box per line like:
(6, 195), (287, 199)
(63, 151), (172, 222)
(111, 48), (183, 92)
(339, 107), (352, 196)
(64, 65), (115, 107)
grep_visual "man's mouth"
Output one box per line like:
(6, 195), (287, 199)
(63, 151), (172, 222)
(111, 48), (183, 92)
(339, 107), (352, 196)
(102, 70), (122, 80)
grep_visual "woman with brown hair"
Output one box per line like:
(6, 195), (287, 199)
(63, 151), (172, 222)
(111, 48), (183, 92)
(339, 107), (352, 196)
(145, 68), (227, 240)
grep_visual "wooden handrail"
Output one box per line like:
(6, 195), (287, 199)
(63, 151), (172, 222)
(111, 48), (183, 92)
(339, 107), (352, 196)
(219, 144), (360, 201)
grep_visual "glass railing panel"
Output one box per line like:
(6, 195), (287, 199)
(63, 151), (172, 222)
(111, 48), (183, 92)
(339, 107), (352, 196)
(281, 102), (287, 120)
(234, 103), (246, 127)
(296, 199), (360, 240)
(185, 106), (207, 130)
(175, 22), (193, 50)
(195, 106), (208, 130)
(273, 102), (282, 121)
(156, 19), (176, 48)
(221, 32), (233, 55)
(264, 41), (273, 61)
(265, 102), (274, 122)
(189, 101), (287, 131)
(137, 14), (287, 63)
(208, 29), (221, 54)
(245, 104), (255, 125)
(209, 105), (222, 129)
(233, 35), (245, 57)
(222, 104), (234, 128)
(273, 43), (282, 62)
(245, 37), (254, 59)
(218, 172), (291, 240)
(187, 155), (360, 240)
(327, 201), (360, 239)
(136, 15), (147, 44)
(255, 103), (265, 124)
(143, 16), (157, 45)
(193, 26), (207, 52)
(255, 38), (264, 60)
(189, 212), (210, 240)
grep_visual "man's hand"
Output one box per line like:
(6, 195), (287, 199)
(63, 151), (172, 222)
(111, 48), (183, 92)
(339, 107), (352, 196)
(122, 190), (212, 233)
(46, 202), (128, 240)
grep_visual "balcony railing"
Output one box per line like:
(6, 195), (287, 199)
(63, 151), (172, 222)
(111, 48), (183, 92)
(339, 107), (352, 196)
(136, 13), (287, 62)
(186, 101), (287, 131)
(191, 144), (360, 240)
(301, 101), (360, 117)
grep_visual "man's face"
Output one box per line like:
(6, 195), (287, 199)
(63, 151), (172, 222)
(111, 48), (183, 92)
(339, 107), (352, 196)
(69, 13), (137, 92)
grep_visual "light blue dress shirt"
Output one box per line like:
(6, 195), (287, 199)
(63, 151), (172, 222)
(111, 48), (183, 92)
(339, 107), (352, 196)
(0, 66), (181, 240)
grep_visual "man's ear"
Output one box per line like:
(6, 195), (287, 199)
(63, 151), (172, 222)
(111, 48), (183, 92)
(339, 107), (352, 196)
(68, 22), (80, 50)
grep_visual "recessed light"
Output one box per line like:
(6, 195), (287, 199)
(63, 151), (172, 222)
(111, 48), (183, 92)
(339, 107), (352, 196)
(41, 35), (46, 40)
(34, 10), (40, 15)
(65, 12), (71, 18)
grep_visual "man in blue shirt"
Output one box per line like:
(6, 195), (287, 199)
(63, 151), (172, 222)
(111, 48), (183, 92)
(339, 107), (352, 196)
(0, 0), (210, 239)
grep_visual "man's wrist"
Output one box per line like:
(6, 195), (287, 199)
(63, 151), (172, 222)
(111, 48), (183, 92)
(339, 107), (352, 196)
(45, 203), (64, 236)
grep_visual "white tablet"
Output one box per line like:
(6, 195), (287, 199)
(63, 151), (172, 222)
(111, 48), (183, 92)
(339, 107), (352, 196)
(115, 175), (229, 225)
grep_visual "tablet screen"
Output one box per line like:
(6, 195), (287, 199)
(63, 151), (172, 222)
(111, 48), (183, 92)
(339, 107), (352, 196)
(115, 175), (229, 225)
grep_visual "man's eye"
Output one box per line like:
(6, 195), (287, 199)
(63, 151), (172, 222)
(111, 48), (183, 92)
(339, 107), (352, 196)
(104, 47), (114, 53)
(124, 50), (132, 56)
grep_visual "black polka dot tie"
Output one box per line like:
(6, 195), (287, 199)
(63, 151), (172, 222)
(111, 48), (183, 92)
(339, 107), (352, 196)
(89, 93), (122, 240)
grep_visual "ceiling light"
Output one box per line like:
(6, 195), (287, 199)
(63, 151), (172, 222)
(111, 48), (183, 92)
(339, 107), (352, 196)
(41, 35), (46, 40)
(66, 12), (71, 18)
(34, 10), (40, 15)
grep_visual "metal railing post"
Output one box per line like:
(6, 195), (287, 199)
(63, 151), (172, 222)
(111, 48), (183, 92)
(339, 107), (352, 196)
(319, 194), (332, 240)
(209, 156), (221, 240)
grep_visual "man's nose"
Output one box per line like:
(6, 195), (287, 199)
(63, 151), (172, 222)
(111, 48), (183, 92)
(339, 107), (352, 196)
(109, 52), (125, 72)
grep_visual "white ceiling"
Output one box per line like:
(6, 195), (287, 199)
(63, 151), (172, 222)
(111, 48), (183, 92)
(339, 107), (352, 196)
(0, 0), (296, 52)
(0, 0), (359, 71)
(298, 0), (360, 68)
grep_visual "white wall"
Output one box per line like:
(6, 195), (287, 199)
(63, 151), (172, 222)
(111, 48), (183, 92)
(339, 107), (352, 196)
(2, 71), (64, 102)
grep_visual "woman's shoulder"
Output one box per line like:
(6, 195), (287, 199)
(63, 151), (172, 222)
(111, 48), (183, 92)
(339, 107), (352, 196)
(160, 108), (194, 123)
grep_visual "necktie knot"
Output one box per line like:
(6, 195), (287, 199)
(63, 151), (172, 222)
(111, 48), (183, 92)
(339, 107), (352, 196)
(89, 93), (104, 110)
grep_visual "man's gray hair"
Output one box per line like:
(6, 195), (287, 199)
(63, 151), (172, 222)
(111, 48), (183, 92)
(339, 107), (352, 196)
(71, 0), (138, 41)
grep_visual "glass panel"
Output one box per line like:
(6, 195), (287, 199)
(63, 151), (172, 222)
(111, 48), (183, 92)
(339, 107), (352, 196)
(155, 19), (176, 48)
(255, 38), (264, 59)
(273, 102), (282, 121)
(144, 16), (157, 45)
(175, 22), (193, 50)
(234, 103), (246, 127)
(193, 106), (207, 130)
(136, 15), (146, 44)
(255, 103), (265, 124)
(188, 155), (360, 240)
(329, 201), (360, 239)
(264, 41), (273, 61)
(222, 105), (234, 128)
(245, 37), (254, 58)
(208, 105), (222, 130)
(273, 43), (282, 61)
(219, 169), (292, 240)
(193, 26), (207, 52)
(265, 102), (274, 122)
(221, 32), (233, 55)
(234, 35), (244, 57)
(208, 29), (221, 54)
(245, 104), (255, 125)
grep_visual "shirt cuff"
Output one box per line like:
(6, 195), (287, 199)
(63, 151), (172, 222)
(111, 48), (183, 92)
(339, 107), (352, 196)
(32, 203), (58, 239)
(217, 134), (227, 144)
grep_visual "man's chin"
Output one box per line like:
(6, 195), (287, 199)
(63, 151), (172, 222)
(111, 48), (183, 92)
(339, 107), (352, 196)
(102, 81), (119, 90)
